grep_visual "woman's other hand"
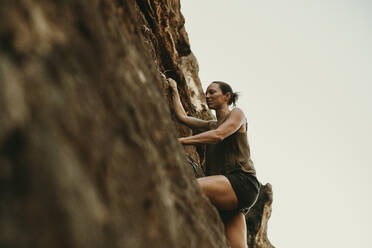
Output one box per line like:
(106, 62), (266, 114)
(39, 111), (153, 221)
(178, 137), (186, 145)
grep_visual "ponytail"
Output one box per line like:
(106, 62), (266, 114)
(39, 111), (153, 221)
(230, 92), (239, 106)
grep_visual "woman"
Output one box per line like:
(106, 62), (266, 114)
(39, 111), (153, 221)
(168, 78), (260, 248)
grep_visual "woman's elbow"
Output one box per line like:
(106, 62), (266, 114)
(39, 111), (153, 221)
(212, 131), (224, 144)
(177, 113), (187, 122)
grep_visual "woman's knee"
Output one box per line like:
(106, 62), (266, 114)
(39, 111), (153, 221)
(197, 177), (210, 196)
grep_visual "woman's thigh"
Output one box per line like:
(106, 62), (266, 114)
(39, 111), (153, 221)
(197, 175), (238, 211)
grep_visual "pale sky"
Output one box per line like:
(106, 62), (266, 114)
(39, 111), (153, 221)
(181, 1), (372, 247)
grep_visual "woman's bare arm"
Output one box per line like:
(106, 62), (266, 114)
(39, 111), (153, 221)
(168, 78), (214, 131)
(178, 108), (245, 145)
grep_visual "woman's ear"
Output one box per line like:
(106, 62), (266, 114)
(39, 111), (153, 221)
(224, 92), (231, 103)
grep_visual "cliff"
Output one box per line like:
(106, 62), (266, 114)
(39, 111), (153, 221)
(0, 0), (274, 247)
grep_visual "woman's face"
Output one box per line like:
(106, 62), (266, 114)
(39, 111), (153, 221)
(205, 83), (230, 109)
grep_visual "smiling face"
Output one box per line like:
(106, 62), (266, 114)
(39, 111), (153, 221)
(205, 83), (231, 109)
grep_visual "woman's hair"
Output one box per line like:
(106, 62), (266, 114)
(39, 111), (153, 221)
(212, 81), (239, 106)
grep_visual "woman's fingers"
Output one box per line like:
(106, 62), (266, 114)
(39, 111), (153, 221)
(167, 78), (177, 90)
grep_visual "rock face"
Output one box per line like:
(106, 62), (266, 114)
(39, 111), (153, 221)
(246, 184), (275, 248)
(0, 0), (274, 247)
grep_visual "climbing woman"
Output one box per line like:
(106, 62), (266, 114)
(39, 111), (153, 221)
(168, 78), (260, 248)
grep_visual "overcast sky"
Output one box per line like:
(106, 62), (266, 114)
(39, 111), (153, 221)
(180, 1), (372, 247)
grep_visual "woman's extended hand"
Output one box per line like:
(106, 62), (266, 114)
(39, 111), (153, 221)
(167, 78), (178, 92)
(177, 137), (184, 144)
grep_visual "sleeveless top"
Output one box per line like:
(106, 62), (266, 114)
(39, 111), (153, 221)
(205, 116), (257, 176)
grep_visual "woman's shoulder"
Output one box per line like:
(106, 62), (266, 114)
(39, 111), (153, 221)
(229, 107), (246, 119)
(231, 107), (244, 113)
(229, 108), (247, 132)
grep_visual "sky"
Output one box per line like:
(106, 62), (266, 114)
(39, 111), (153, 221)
(180, 1), (372, 247)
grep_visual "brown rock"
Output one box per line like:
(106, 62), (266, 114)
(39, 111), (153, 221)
(246, 184), (276, 248)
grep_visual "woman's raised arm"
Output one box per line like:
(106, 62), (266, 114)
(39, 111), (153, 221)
(178, 108), (245, 145)
(168, 78), (214, 131)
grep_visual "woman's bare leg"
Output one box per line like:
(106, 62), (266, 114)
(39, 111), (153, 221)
(224, 211), (248, 248)
(197, 175), (238, 210)
(197, 176), (248, 248)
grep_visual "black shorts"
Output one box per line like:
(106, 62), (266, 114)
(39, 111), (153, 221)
(225, 170), (260, 215)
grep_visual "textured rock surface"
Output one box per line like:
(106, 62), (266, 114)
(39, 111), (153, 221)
(0, 0), (274, 247)
(246, 184), (275, 248)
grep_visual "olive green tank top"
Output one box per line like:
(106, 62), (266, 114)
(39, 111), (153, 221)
(205, 121), (256, 176)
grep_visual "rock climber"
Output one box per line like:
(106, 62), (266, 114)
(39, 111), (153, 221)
(168, 78), (261, 248)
